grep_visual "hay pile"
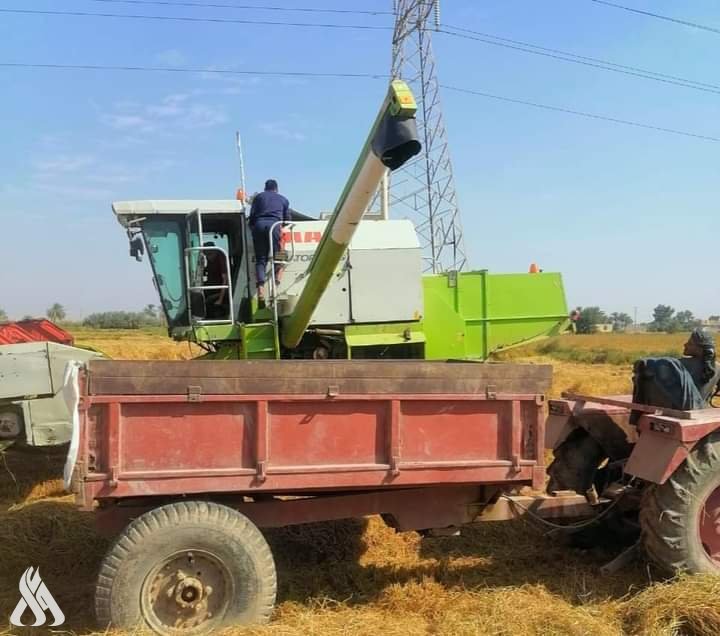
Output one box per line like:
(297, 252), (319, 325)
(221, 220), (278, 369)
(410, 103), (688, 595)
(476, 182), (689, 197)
(1, 451), (719, 636)
(1, 334), (719, 635)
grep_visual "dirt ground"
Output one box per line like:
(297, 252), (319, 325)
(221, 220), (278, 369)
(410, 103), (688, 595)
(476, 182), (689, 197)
(1, 332), (719, 635)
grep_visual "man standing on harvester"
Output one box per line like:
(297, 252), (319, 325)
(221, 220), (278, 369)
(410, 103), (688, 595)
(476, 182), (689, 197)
(249, 179), (290, 305)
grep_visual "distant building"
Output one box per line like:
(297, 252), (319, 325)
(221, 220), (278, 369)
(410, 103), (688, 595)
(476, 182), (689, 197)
(701, 317), (720, 332)
(592, 323), (614, 333)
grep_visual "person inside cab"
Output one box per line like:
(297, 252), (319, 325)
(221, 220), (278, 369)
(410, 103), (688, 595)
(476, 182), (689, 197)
(249, 179), (290, 306)
(202, 241), (229, 319)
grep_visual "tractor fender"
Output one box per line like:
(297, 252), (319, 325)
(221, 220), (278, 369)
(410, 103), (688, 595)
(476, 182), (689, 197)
(625, 432), (689, 485)
(625, 413), (720, 484)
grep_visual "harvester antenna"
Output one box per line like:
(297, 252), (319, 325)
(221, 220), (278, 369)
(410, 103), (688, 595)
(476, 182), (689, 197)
(370, 0), (466, 273)
(235, 130), (247, 209)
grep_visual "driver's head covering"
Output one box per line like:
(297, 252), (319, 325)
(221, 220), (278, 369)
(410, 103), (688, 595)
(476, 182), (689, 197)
(689, 327), (717, 383)
(690, 327), (715, 352)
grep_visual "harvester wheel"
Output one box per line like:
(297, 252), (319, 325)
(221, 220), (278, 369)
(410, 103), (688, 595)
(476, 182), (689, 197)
(640, 431), (720, 575)
(95, 500), (276, 634)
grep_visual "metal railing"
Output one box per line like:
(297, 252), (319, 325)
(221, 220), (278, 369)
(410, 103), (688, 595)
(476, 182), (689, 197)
(184, 245), (234, 326)
(268, 221), (295, 327)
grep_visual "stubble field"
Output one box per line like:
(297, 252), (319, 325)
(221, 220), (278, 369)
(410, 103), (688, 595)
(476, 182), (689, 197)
(1, 331), (718, 635)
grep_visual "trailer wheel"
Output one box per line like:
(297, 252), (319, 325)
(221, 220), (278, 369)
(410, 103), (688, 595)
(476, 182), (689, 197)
(640, 431), (720, 575)
(95, 501), (276, 634)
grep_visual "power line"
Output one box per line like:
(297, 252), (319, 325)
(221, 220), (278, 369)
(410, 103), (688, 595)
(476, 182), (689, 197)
(589, 0), (720, 36)
(440, 84), (720, 143)
(1, 60), (716, 143)
(11, 6), (717, 100)
(0, 62), (389, 79)
(442, 23), (720, 93)
(87, 0), (394, 16)
(0, 7), (393, 29)
(439, 27), (720, 97)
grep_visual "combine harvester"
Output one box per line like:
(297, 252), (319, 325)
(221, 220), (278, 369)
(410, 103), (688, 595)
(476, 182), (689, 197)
(114, 80), (569, 361)
(60, 80), (720, 634)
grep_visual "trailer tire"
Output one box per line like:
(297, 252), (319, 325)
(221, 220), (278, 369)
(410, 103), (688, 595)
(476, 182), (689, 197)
(95, 500), (276, 634)
(640, 431), (720, 575)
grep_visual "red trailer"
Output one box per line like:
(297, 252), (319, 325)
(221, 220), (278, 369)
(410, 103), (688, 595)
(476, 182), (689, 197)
(69, 359), (596, 633)
(67, 360), (720, 634)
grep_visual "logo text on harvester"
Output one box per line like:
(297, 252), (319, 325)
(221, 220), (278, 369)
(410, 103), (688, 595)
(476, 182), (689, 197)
(9, 567), (65, 627)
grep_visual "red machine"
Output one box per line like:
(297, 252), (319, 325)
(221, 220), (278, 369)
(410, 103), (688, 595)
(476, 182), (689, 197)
(548, 392), (720, 578)
(0, 319), (73, 345)
(68, 360), (720, 634)
(70, 359), (593, 633)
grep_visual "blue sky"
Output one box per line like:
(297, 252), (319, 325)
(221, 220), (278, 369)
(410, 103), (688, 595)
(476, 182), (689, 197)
(1, 0), (719, 322)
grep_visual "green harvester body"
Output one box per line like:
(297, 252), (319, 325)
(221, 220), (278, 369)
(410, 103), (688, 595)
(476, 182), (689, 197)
(113, 81), (570, 360)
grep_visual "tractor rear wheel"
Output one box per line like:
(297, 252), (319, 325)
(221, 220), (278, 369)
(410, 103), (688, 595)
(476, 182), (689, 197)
(640, 431), (720, 575)
(95, 501), (276, 634)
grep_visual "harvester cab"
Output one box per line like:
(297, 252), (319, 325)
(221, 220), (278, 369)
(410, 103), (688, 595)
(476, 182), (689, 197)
(114, 80), (573, 360)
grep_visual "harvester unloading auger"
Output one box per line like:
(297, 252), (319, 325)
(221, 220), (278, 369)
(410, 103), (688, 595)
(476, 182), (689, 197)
(114, 80), (570, 360)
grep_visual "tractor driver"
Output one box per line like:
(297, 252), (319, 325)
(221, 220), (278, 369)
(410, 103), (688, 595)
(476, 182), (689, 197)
(632, 327), (719, 414)
(203, 242), (229, 319)
(249, 179), (290, 306)
(681, 327), (719, 398)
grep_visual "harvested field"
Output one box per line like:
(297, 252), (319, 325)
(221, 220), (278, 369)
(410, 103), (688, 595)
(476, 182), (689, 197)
(72, 326), (201, 360)
(500, 332), (690, 366)
(0, 331), (717, 635)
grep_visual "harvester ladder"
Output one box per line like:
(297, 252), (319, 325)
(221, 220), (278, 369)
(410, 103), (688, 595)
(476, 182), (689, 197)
(267, 221), (296, 355)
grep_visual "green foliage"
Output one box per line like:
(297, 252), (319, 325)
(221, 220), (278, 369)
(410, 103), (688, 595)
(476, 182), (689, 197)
(610, 312), (633, 332)
(142, 303), (166, 326)
(649, 304), (675, 332)
(675, 310), (700, 331)
(82, 311), (163, 329)
(0, 308), (7, 322)
(574, 306), (608, 334)
(46, 303), (66, 322)
(649, 305), (700, 333)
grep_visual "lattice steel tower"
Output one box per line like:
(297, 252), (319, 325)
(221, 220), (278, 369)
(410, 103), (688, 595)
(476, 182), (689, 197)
(382, 0), (466, 273)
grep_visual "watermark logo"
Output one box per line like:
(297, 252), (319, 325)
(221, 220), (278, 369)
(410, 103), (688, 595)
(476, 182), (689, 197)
(10, 567), (65, 627)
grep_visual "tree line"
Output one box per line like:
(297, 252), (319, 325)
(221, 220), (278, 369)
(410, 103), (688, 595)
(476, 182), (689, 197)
(575, 305), (704, 334)
(0, 304), (165, 329)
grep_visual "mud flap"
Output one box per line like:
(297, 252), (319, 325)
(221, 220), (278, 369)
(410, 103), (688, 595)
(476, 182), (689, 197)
(624, 431), (688, 484)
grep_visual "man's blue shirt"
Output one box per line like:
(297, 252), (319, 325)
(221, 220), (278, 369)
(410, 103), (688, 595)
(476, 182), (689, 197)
(249, 190), (290, 227)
